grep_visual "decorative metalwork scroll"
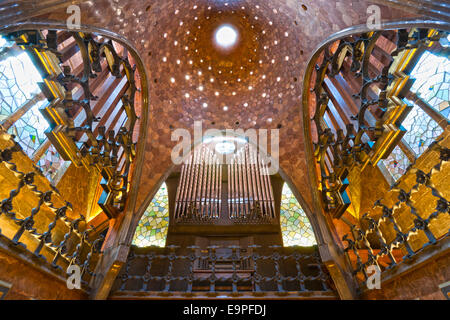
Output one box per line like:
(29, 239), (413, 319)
(0, 28), (145, 290)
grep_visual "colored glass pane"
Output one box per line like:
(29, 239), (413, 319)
(133, 183), (170, 247)
(0, 49), (43, 123)
(402, 101), (443, 156)
(0, 37), (70, 184)
(410, 51), (449, 120)
(36, 144), (71, 184)
(280, 183), (316, 247)
(7, 100), (49, 157)
(382, 145), (411, 181)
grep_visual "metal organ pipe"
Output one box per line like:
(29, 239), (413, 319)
(174, 143), (275, 221)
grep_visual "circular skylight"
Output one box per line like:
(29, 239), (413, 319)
(214, 24), (238, 49)
(215, 141), (236, 154)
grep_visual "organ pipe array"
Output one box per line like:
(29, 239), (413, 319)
(175, 145), (222, 220)
(228, 144), (275, 220)
(174, 143), (275, 222)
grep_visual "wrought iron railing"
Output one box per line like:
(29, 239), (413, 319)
(306, 26), (449, 289)
(112, 245), (334, 297)
(3, 29), (140, 218)
(0, 134), (103, 287)
(309, 27), (448, 218)
(0, 28), (145, 289)
(342, 144), (449, 284)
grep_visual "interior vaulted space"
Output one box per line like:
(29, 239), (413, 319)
(0, 0), (449, 301)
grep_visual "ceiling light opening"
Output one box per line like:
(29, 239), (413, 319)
(214, 24), (239, 49)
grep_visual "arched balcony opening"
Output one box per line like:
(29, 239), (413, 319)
(303, 25), (449, 295)
(0, 27), (148, 295)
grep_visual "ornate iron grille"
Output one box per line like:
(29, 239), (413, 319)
(309, 28), (448, 218)
(112, 245), (334, 297)
(0, 135), (103, 288)
(3, 29), (141, 218)
(342, 143), (449, 284)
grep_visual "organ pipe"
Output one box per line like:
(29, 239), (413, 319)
(175, 143), (275, 221)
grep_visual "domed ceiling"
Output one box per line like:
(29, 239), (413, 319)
(25, 0), (418, 216)
(150, 2), (301, 129)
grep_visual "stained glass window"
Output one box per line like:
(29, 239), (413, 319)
(0, 36), (70, 184)
(0, 49), (43, 123)
(7, 100), (49, 157)
(401, 101), (443, 156)
(36, 144), (71, 184)
(280, 183), (316, 247)
(0, 38), (49, 157)
(380, 50), (448, 183)
(132, 183), (170, 247)
(382, 145), (411, 181)
(410, 51), (449, 119)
